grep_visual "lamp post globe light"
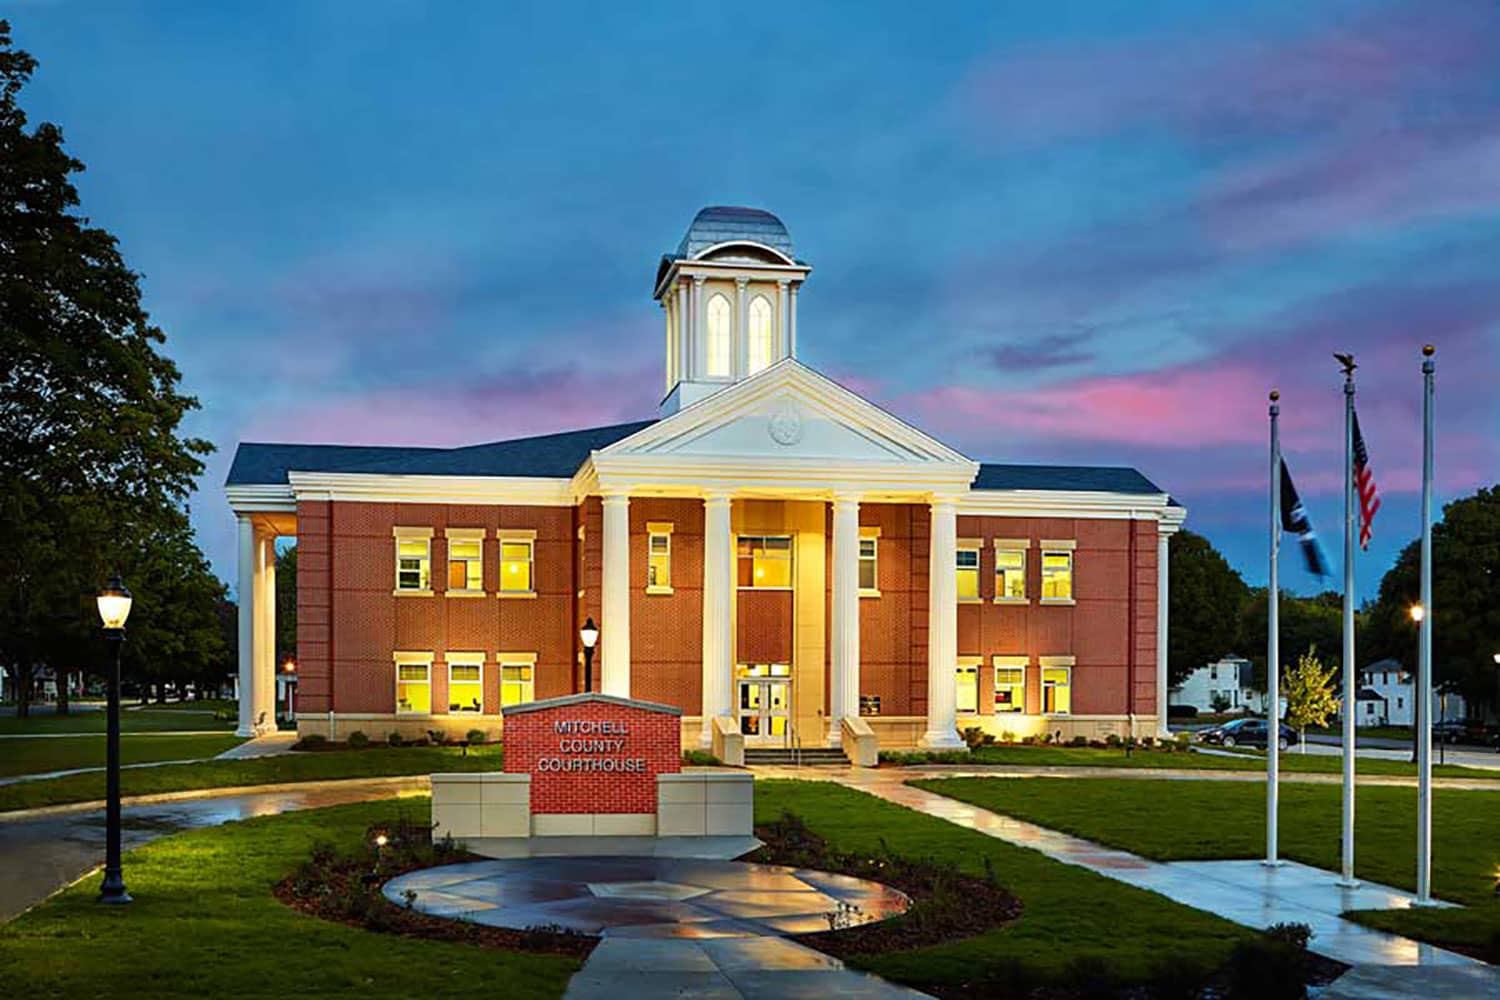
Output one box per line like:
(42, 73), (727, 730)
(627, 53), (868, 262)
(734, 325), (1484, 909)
(580, 618), (599, 693)
(96, 573), (133, 905)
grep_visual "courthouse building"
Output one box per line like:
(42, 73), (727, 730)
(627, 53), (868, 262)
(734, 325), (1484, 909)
(226, 207), (1184, 753)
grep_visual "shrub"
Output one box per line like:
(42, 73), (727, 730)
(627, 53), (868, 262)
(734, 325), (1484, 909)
(1069, 735), (1088, 748)
(999, 729), (1016, 744)
(1146, 955), (1210, 1000)
(681, 749), (721, 766)
(347, 730), (369, 749)
(1140, 736), (1156, 749)
(466, 729), (486, 746)
(961, 726), (995, 749)
(1087, 739), (1106, 749)
(1227, 923), (1312, 999)
(1065, 955), (1117, 999)
(1168, 704), (1199, 718)
(388, 732), (404, 748)
(426, 729), (447, 747)
(408, 735), (429, 748)
(1104, 733), (1123, 748)
(295, 733), (326, 751)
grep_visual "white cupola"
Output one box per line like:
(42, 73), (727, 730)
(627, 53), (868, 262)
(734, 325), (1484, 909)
(653, 206), (811, 414)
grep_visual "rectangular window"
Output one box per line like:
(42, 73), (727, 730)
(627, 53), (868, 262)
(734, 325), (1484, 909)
(647, 522), (673, 593)
(500, 539), (534, 593)
(395, 538), (430, 592)
(447, 656), (483, 714)
(1042, 666), (1072, 714)
(956, 545), (980, 601)
(956, 661), (979, 714)
(395, 656), (431, 715)
(859, 694), (881, 717)
(737, 535), (792, 589)
(858, 535), (878, 593)
(1041, 550), (1074, 601)
(994, 662), (1025, 713)
(500, 661), (534, 707)
(994, 548), (1026, 601)
(447, 538), (483, 593)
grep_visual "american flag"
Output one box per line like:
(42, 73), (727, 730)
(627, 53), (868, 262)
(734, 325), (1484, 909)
(1353, 410), (1380, 550)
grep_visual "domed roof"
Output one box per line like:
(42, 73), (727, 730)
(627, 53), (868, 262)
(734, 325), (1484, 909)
(675, 206), (794, 260)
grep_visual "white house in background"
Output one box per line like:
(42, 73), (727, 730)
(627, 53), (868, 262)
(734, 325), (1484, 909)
(1171, 656), (1253, 714)
(1350, 659), (1469, 728)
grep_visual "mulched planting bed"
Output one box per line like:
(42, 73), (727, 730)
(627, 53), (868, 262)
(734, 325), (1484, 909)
(274, 817), (595, 961)
(750, 811), (1023, 959)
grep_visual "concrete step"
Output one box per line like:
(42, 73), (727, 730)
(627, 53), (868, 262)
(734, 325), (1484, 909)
(743, 748), (849, 766)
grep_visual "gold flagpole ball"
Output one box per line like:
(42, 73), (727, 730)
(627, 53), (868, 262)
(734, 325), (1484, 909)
(1269, 390), (1280, 401)
(1423, 344), (1435, 356)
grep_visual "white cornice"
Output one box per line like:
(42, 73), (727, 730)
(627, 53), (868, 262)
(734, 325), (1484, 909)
(285, 471), (574, 507)
(960, 489), (1183, 522)
(653, 258), (811, 300)
(225, 484), (296, 514)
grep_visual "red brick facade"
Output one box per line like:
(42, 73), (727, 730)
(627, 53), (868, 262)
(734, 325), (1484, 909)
(502, 697), (680, 814)
(295, 497), (1162, 740)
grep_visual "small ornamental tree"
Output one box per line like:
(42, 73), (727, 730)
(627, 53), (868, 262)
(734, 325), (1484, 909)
(1282, 646), (1340, 753)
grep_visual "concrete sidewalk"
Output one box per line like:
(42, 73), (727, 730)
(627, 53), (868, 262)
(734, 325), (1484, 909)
(214, 730), (299, 759)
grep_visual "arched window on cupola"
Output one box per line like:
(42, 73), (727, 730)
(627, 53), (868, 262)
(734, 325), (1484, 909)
(706, 294), (732, 377)
(748, 296), (774, 374)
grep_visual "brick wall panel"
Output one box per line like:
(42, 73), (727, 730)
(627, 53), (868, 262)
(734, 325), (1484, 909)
(503, 700), (680, 815)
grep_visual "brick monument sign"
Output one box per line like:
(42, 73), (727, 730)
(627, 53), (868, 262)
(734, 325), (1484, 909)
(430, 692), (751, 842)
(502, 693), (681, 816)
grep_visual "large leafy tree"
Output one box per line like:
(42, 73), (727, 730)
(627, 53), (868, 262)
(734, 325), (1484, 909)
(0, 21), (216, 714)
(1236, 589), (1345, 693)
(1168, 529), (1251, 687)
(1363, 486), (1500, 719)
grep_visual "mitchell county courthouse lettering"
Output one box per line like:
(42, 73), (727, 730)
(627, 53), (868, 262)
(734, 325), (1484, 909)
(225, 206), (1185, 756)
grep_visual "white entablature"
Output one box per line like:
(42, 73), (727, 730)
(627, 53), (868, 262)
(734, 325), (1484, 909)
(579, 358), (979, 500)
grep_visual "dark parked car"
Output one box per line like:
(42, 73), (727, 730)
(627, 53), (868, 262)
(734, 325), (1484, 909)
(1196, 717), (1298, 751)
(1433, 720), (1500, 747)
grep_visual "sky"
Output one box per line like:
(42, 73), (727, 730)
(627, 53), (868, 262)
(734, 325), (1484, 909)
(12, 0), (1500, 599)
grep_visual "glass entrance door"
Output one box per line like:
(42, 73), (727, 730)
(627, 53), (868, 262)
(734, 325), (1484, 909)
(736, 664), (791, 742)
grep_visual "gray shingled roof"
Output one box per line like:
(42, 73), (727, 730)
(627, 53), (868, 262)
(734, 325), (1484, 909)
(676, 206), (794, 259)
(973, 463), (1164, 494)
(227, 423), (1170, 498)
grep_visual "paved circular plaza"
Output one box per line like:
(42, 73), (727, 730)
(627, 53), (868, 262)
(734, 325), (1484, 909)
(383, 856), (910, 939)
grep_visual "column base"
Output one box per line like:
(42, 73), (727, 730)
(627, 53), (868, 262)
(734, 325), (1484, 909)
(235, 723), (257, 738)
(918, 728), (965, 751)
(826, 721), (842, 748)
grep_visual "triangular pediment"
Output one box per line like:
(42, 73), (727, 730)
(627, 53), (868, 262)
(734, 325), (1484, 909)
(598, 360), (974, 467)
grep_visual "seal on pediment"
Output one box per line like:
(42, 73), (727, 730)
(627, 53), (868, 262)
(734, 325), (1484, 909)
(767, 400), (803, 446)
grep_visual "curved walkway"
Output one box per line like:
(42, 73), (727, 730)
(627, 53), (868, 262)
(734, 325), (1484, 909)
(0, 775), (427, 922)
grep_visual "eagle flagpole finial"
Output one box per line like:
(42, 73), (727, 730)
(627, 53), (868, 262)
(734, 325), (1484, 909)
(1334, 352), (1357, 376)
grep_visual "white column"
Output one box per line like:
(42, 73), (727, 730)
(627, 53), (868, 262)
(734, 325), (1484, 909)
(777, 279), (790, 358)
(676, 281), (690, 379)
(788, 283), (799, 358)
(600, 493), (631, 697)
(236, 516), (257, 737)
(921, 497), (964, 748)
(260, 535), (277, 732)
(692, 276), (706, 378)
(734, 277), (749, 378)
(829, 495), (861, 745)
(700, 494), (734, 746)
(1156, 529), (1171, 738)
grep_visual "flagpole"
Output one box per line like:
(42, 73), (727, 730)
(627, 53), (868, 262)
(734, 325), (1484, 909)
(1417, 344), (1435, 903)
(1339, 358), (1358, 887)
(1265, 390), (1281, 867)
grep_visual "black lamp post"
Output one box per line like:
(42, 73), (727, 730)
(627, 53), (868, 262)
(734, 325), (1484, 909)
(580, 618), (599, 693)
(96, 573), (133, 905)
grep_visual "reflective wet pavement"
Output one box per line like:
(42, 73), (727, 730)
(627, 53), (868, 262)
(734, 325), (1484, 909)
(386, 855), (926, 998)
(0, 775), (428, 922)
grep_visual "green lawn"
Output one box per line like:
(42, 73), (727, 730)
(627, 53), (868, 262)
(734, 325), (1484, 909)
(913, 776), (1500, 961)
(889, 743), (1500, 780)
(1309, 724), (1412, 741)
(0, 798), (579, 999)
(0, 734), (245, 778)
(756, 779), (1249, 989)
(0, 707), (235, 735)
(0, 744), (504, 812)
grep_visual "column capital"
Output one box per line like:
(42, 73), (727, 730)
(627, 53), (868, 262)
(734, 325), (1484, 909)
(928, 493), (962, 511)
(830, 492), (862, 511)
(776, 277), (790, 288)
(734, 276), (749, 289)
(600, 491), (631, 506)
(702, 492), (734, 508)
(692, 274), (707, 287)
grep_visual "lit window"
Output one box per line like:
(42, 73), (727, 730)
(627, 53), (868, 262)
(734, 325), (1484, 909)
(994, 662), (1025, 713)
(647, 523), (672, 592)
(748, 296), (774, 373)
(956, 662), (979, 714)
(1042, 666), (1071, 714)
(737, 535), (792, 588)
(1041, 550), (1073, 601)
(501, 661), (534, 707)
(447, 538), (483, 592)
(500, 540), (533, 593)
(956, 546), (980, 601)
(447, 656), (483, 714)
(995, 548), (1026, 601)
(858, 536), (878, 593)
(396, 537), (430, 591)
(395, 657), (431, 715)
(706, 293), (732, 377)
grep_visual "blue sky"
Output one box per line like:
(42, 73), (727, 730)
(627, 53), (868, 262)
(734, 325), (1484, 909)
(12, 0), (1499, 598)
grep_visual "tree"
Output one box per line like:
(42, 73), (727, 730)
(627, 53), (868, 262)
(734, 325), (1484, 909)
(1283, 645), (1340, 752)
(276, 546), (298, 663)
(0, 21), (213, 716)
(1168, 530), (1251, 687)
(1363, 486), (1500, 720)
(1236, 589), (1345, 693)
(1210, 692), (1231, 714)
